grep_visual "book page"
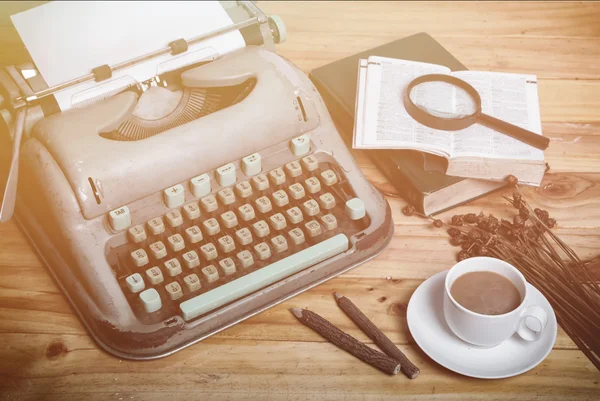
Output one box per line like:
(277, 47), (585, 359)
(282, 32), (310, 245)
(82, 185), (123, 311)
(450, 71), (544, 161)
(358, 56), (453, 156)
(353, 59), (369, 148)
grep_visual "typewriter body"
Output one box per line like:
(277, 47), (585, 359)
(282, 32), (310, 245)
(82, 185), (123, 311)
(0, 1), (393, 359)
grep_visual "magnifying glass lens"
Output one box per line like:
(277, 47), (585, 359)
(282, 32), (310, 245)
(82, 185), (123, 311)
(454, 85), (478, 117)
(408, 81), (477, 119)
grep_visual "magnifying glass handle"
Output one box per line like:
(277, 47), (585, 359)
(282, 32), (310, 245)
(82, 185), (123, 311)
(478, 113), (549, 150)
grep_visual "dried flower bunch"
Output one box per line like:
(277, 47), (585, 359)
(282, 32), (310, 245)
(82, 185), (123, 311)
(402, 176), (600, 370)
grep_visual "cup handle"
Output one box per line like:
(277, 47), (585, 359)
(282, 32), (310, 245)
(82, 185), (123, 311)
(517, 305), (548, 342)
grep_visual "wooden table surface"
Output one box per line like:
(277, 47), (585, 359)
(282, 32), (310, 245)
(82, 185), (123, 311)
(1, 1), (599, 400)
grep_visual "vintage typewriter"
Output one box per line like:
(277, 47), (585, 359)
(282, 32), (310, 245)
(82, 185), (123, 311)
(0, 1), (393, 359)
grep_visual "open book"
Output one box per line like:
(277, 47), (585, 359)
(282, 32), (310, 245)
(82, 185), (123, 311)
(353, 56), (546, 185)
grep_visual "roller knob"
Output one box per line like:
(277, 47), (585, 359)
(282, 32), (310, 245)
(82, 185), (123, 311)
(268, 15), (287, 44)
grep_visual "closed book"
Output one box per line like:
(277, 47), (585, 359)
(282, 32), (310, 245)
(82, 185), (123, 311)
(309, 32), (505, 215)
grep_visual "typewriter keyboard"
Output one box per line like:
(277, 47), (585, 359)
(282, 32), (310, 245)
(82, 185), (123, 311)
(108, 139), (369, 323)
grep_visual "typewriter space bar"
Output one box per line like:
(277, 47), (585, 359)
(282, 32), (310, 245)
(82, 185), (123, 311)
(180, 234), (350, 321)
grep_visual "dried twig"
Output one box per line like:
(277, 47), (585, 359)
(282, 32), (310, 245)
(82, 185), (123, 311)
(403, 179), (600, 370)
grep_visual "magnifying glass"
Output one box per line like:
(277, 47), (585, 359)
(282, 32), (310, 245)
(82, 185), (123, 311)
(403, 74), (549, 150)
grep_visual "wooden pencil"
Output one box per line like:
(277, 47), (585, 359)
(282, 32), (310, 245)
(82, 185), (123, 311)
(290, 308), (401, 375)
(334, 292), (420, 379)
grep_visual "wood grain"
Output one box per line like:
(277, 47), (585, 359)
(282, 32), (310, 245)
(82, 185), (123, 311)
(0, 335), (598, 401)
(1, 1), (600, 400)
(260, 2), (600, 40)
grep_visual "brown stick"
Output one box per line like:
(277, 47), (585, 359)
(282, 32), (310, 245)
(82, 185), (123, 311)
(290, 308), (401, 375)
(334, 293), (420, 379)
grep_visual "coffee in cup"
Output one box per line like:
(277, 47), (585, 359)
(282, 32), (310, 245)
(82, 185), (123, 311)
(450, 271), (521, 315)
(443, 257), (548, 348)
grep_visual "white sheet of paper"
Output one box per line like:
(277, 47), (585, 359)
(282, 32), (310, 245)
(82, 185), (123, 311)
(11, 1), (245, 110)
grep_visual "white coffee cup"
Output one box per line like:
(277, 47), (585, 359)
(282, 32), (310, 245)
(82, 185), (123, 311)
(443, 257), (548, 348)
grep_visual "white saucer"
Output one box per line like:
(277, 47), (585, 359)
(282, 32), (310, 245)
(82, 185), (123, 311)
(407, 270), (557, 379)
